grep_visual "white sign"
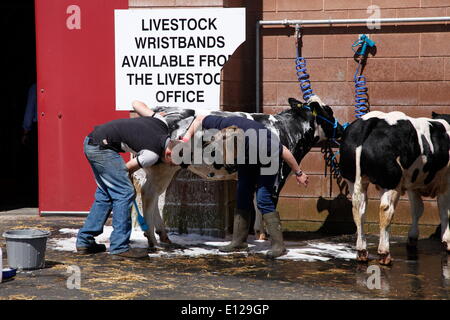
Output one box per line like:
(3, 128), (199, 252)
(114, 8), (246, 111)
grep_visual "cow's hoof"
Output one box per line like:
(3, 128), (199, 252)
(156, 230), (172, 244)
(147, 243), (157, 249)
(160, 236), (172, 244)
(407, 237), (418, 248)
(378, 253), (393, 266)
(356, 250), (369, 263)
(147, 247), (158, 253)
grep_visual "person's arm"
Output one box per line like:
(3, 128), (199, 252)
(132, 100), (155, 117)
(126, 150), (160, 174)
(281, 146), (309, 187)
(181, 115), (206, 142)
(126, 157), (140, 174)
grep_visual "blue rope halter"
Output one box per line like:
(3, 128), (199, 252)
(302, 104), (349, 142)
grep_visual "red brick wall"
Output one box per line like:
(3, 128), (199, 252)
(261, 0), (450, 235)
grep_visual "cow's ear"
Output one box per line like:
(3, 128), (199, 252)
(309, 101), (321, 116)
(322, 105), (334, 117)
(288, 98), (303, 109)
(432, 111), (439, 119)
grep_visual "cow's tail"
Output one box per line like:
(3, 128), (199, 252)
(353, 145), (364, 196)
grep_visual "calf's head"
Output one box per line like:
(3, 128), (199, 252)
(288, 96), (344, 143)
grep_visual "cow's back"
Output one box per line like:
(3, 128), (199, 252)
(340, 111), (450, 196)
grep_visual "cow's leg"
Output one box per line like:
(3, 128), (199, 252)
(131, 169), (159, 249)
(350, 146), (371, 262)
(140, 180), (159, 249)
(378, 188), (400, 265)
(253, 197), (267, 241)
(154, 191), (171, 244)
(349, 179), (370, 262)
(407, 190), (424, 248)
(437, 189), (450, 253)
(131, 171), (145, 230)
(142, 165), (181, 248)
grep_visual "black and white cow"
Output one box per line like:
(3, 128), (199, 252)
(339, 110), (450, 265)
(133, 96), (344, 248)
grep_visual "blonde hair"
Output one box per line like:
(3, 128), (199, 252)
(166, 139), (183, 152)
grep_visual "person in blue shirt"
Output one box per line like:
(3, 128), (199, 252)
(182, 115), (309, 258)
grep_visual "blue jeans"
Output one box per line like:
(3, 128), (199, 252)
(236, 165), (277, 214)
(76, 137), (135, 254)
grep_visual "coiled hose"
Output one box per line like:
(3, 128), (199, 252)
(295, 25), (314, 102)
(296, 56), (314, 101)
(354, 62), (369, 119)
(294, 26), (348, 196)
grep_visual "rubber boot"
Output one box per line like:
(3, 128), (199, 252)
(263, 211), (287, 258)
(219, 209), (251, 252)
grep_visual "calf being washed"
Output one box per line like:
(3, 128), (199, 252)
(339, 111), (450, 265)
(133, 96), (344, 251)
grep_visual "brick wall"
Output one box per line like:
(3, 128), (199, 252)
(261, 0), (450, 235)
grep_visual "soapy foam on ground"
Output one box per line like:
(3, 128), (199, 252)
(49, 226), (356, 262)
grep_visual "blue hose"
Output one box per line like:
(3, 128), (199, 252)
(353, 62), (369, 119)
(352, 34), (375, 119)
(133, 199), (149, 232)
(295, 56), (314, 101)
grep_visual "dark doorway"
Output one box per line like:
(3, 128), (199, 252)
(0, 1), (37, 210)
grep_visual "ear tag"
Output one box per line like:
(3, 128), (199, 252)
(312, 110), (317, 116)
(297, 104), (301, 108)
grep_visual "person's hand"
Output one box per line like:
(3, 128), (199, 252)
(296, 173), (309, 187)
(157, 111), (167, 117)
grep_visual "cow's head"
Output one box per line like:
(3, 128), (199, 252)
(288, 96), (344, 143)
(432, 111), (450, 125)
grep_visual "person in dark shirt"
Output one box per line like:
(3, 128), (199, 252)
(182, 115), (309, 258)
(76, 101), (179, 260)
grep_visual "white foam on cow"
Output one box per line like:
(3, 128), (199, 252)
(48, 227), (356, 261)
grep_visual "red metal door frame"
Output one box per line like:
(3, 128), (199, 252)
(35, 0), (128, 215)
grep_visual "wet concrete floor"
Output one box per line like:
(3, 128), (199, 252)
(0, 214), (448, 300)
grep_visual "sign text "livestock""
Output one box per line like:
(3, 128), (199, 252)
(141, 18), (218, 31)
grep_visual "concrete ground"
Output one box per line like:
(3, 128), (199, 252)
(0, 209), (449, 300)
